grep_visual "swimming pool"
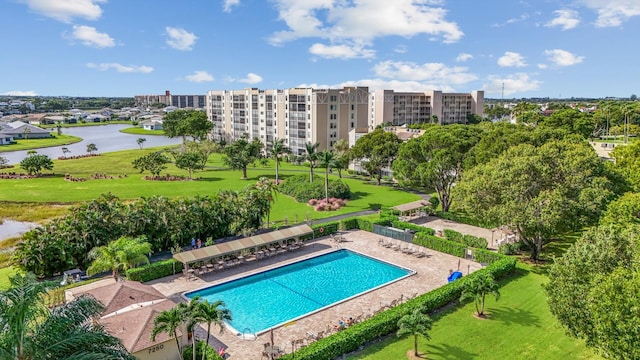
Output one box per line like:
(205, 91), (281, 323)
(184, 249), (414, 335)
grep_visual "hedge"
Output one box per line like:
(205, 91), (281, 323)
(443, 229), (488, 249)
(279, 256), (517, 360)
(126, 258), (183, 282)
(391, 220), (435, 236)
(413, 233), (466, 258)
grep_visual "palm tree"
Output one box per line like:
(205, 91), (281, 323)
(151, 306), (185, 360)
(317, 150), (335, 203)
(0, 273), (133, 360)
(137, 137), (147, 150)
(397, 307), (433, 357)
(179, 301), (203, 360)
(460, 272), (501, 317)
(191, 297), (231, 360)
(270, 138), (289, 184)
(87, 143), (98, 154)
(87, 235), (152, 281)
(304, 142), (320, 183)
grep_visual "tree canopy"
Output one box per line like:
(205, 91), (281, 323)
(392, 125), (482, 211)
(350, 128), (402, 185)
(545, 224), (640, 359)
(454, 139), (617, 260)
(222, 137), (262, 179)
(611, 141), (640, 191)
(163, 110), (212, 142)
(19, 153), (53, 176)
(132, 151), (172, 177)
(87, 235), (152, 280)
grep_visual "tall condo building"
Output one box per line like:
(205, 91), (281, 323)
(206, 87), (484, 153)
(134, 90), (206, 109)
(369, 90), (484, 129)
(206, 87), (369, 155)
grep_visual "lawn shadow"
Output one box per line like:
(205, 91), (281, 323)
(426, 343), (478, 360)
(488, 306), (541, 328)
(195, 176), (223, 182)
(368, 203), (382, 210)
(349, 191), (369, 200)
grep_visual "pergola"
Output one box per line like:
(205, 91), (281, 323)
(173, 224), (314, 268)
(393, 200), (430, 218)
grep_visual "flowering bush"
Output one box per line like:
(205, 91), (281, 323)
(309, 197), (347, 211)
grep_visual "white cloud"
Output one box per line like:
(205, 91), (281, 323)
(545, 9), (580, 30)
(537, 63), (549, 69)
(578, 0), (640, 27)
(373, 61), (478, 85)
(238, 73), (263, 84)
(492, 13), (530, 27)
(309, 43), (375, 59)
(299, 79), (458, 93)
(20, 0), (105, 23)
(498, 52), (527, 67)
(456, 53), (473, 62)
(223, 0), (240, 13)
(1, 90), (38, 96)
(269, 0), (463, 49)
(544, 49), (585, 66)
(165, 27), (197, 51)
(185, 71), (214, 83)
(86, 63), (154, 73)
(483, 73), (542, 96)
(68, 25), (115, 48)
(393, 45), (407, 54)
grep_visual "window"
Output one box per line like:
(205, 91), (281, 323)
(351, 122), (354, 128)
(330, 95), (337, 102)
(351, 104), (354, 110)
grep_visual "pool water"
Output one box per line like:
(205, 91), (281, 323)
(184, 249), (413, 335)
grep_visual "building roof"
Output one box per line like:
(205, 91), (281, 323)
(0, 121), (50, 135)
(173, 224), (313, 265)
(72, 281), (166, 316)
(100, 299), (180, 353)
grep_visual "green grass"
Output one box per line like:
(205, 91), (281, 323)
(0, 267), (19, 290)
(119, 127), (165, 135)
(347, 264), (601, 360)
(0, 149), (421, 223)
(0, 134), (82, 152)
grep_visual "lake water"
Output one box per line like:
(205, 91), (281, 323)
(0, 220), (38, 241)
(0, 124), (183, 164)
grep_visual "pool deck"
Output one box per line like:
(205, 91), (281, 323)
(148, 230), (483, 359)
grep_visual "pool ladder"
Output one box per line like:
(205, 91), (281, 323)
(240, 328), (257, 341)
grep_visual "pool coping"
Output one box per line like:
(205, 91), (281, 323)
(181, 248), (416, 337)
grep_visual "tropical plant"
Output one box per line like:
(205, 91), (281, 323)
(332, 138), (350, 178)
(19, 154), (53, 175)
(349, 128), (402, 185)
(270, 138), (289, 184)
(86, 235), (152, 281)
(317, 150), (335, 203)
(460, 272), (500, 317)
(190, 297), (231, 360)
(137, 137), (147, 149)
(304, 142), (320, 182)
(397, 307), (433, 357)
(86, 143), (98, 154)
(0, 273), (133, 360)
(152, 306), (186, 360)
(61, 146), (70, 156)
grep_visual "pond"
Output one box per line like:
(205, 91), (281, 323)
(0, 124), (183, 164)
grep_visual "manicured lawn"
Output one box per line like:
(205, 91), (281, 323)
(119, 127), (165, 135)
(0, 149), (421, 223)
(347, 265), (601, 360)
(0, 134), (82, 152)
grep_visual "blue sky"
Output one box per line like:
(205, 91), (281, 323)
(2, 0), (639, 98)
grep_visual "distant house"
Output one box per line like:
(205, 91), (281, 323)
(0, 134), (14, 145)
(66, 280), (188, 360)
(0, 121), (52, 140)
(142, 119), (163, 131)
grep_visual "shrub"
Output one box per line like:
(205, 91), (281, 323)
(391, 220), (435, 236)
(279, 174), (351, 202)
(414, 233), (466, 258)
(126, 258), (183, 282)
(443, 229), (487, 249)
(182, 341), (224, 360)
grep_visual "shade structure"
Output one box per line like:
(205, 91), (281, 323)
(173, 224), (314, 266)
(393, 200), (430, 214)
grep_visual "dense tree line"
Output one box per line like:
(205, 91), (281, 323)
(14, 185), (273, 277)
